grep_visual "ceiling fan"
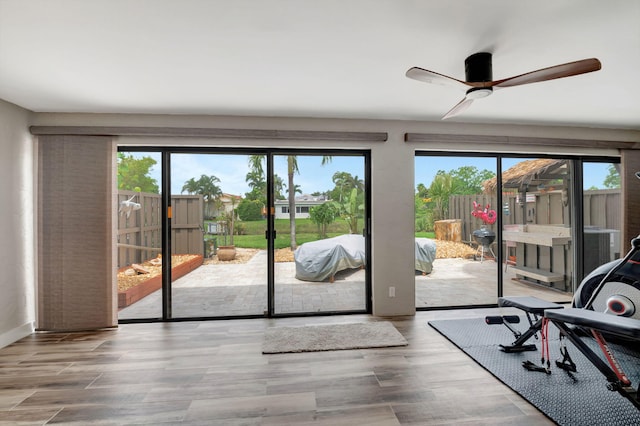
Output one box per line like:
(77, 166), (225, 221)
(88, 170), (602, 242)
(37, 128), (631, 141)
(406, 52), (601, 120)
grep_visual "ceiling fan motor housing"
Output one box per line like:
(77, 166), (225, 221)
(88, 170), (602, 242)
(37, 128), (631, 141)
(465, 52), (492, 82)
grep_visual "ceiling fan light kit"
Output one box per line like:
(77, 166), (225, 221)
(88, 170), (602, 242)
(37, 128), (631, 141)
(406, 52), (601, 120)
(466, 87), (493, 99)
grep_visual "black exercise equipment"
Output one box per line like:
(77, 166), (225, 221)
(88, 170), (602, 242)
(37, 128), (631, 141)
(485, 236), (640, 408)
(486, 296), (563, 352)
(545, 308), (640, 410)
(574, 235), (640, 322)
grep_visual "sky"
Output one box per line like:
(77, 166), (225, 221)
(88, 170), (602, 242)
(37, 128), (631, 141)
(414, 157), (614, 190)
(127, 152), (614, 196)
(135, 152), (366, 197)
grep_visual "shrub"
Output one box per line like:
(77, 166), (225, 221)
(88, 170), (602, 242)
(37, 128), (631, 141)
(237, 199), (263, 221)
(309, 202), (340, 238)
(234, 221), (246, 235)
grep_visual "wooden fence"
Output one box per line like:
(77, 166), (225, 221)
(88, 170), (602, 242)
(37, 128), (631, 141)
(117, 191), (204, 268)
(448, 189), (621, 242)
(171, 195), (205, 256)
(583, 189), (621, 230)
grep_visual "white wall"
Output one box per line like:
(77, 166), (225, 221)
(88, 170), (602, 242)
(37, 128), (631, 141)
(0, 100), (35, 347)
(30, 113), (640, 317)
(0, 107), (635, 346)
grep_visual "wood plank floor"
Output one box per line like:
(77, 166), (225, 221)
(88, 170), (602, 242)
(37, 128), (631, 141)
(0, 310), (554, 425)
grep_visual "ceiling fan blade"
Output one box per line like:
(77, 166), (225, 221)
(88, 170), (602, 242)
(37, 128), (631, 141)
(493, 58), (601, 88)
(406, 67), (473, 90)
(442, 97), (474, 120)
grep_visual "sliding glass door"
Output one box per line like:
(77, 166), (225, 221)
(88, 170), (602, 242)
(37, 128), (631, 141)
(273, 153), (369, 314)
(414, 154), (498, 308)
(415, 152), (620, 310)
(117, 151), (164, 320)
(117, 148), (370, 321)
(500, 157), (574, 303)
(582, 161), (622, 276)
(170, 153), (268, 318)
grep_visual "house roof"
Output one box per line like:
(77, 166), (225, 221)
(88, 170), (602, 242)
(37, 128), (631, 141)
(483, 159), (568, 192)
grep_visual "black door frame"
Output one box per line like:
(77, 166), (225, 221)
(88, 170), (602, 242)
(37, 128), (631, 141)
(414, 151), (620, 311)
(118, 146), (372, 323)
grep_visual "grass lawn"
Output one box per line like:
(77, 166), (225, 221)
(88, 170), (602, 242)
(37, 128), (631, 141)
(206, 218), (360, 249)
(415, 231), (436, 239)
(205, 218), (435, 249)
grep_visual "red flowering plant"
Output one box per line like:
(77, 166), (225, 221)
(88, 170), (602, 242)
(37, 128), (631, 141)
(471, 201), (497, 225)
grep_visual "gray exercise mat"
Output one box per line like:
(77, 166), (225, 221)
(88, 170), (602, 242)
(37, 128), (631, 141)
(429, 317), (640, 425)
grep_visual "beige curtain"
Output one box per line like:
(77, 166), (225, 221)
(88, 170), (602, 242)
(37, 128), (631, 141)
(37, 135), (117, 331)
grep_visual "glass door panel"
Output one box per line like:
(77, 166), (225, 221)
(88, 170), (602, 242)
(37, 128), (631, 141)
(501, 157), (573, 302)
(117, 151), (163, 320)
(582, 161), (622, 276)
(273, 154), (367, 314)
(170, 153), (268, 318)
(415, 155), (498, 308)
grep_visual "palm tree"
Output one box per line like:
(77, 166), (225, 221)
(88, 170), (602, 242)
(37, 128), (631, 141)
(283, 182), (302, 196)
(332, 171), (350, 202)
(332, 172), (364, 202)
(273, 174), (285, 200)
(183, 175), (222, 219)
(428, 172), (460, 221)
(348, 174), (365, 192)
(199, 175), (223, 218)
(181, 177), (199, 195)
(286, 155), (331, 250)
(248, 154), (331, 251)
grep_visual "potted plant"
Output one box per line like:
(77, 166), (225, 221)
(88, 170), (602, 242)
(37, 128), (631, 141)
(217, 200), (239, 261)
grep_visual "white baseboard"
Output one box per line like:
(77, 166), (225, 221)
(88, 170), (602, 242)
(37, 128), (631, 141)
(0, 322), (34, 349)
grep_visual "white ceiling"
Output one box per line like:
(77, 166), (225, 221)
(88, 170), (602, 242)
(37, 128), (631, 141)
(1, 0), (639, 129)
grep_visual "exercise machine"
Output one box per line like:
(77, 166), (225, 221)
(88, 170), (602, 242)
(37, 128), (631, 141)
(544, 308), (640, 409)
(486, 296), (563, 353)
(574, 235), (640, 322)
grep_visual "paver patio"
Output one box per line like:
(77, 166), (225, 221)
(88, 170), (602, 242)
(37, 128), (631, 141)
(119, 251), (572, 320)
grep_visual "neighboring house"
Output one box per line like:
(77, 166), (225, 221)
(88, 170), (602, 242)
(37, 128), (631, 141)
(212, 193), (242, 217)
(274, 194), (328, 219)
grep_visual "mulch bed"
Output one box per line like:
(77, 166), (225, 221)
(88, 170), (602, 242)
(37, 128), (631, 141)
(117, 254), (199, 292)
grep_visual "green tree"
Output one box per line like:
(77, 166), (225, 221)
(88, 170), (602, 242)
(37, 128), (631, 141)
(245, 155), (266, 204)
(330, 172), (364, 202)
(286, 155), (332, 250)
(340, 188), (364, 234)
(309, 201), (340, 238)
(247, 154), (331, 250)
(117, 153), (159, 193)
(415, 185), (433, 232)
(219, 195), (239, 245)
(181, 177), (199, 194)
(245, 169), (265, 201)
(416, 183), (429, 199)
(448, 166), (495, 194)
(182, 174), (223, 219)
(245, 156), (284, 202)
(273, 175), (285, 200)
(237, 199), (263, 221)
(428, 172), (461, 221)
(284, 182), (302, 196)
(603, 164), (621, 189)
